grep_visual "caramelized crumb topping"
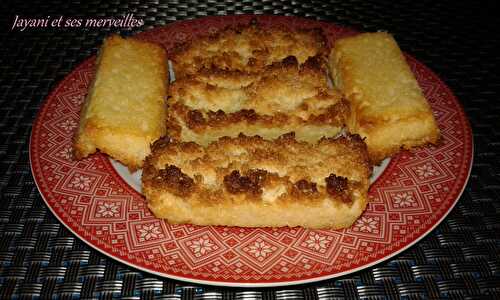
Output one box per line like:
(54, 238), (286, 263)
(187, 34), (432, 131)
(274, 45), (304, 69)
(246, 169), (268, 187)
(206, 109), (226, 123)
(150, 136), (172, 152)
(155, 165), (195, 197)
(223, 169), (268, 195)
(187, 109), (205, 128)
(325, 174), (350, 203)
(294, 179), (318, 195)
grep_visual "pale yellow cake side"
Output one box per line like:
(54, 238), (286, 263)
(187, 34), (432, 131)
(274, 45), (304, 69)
(329, 32), (440, 164)
(73, 35), (168, 170)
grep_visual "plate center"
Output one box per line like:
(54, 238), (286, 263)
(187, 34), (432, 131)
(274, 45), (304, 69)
(110, 159), (143, 193)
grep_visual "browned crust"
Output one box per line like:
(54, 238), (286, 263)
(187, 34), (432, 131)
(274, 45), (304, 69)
(167, 55), (349, 142)
(142, 133), (371, 228)
(143, 133), (370, 206)
(167, 100), (349, 137)
(170, 20), (328, 78)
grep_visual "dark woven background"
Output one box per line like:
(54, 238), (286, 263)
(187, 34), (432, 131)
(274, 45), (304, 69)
(1, 0), (499, 299)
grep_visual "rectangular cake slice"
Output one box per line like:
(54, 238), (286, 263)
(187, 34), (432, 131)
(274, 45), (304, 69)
(73, 35), (168, 170)
(142, 133), (371, 229)
(328, 32), (440, 164)
(167, 56), (349, 146)
(171, 22), (328, 77)
(167, 22), (348, 146)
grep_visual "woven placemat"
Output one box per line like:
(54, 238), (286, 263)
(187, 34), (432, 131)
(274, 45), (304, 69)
(1, 0), (499, 298)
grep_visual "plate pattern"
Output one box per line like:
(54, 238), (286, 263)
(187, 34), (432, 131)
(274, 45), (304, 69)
(30, 16), (472, 286)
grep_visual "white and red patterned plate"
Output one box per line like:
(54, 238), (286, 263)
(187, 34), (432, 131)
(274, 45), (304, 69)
(30, 16), (473, 287)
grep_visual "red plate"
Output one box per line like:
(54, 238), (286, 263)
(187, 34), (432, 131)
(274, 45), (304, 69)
(30, 15), (473, 287)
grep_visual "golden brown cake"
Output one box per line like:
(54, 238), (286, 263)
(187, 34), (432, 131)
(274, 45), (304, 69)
(167, 56), (349, 146)
(170, 22), (328, 78)
(73, 35), (168, 170)
(142, 133), (371, 229)
(141, 23), (375, 229)
(328, 32), (440, 164)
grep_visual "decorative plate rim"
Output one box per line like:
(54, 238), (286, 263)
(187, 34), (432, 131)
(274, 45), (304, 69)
(29, 15), (473, 287)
